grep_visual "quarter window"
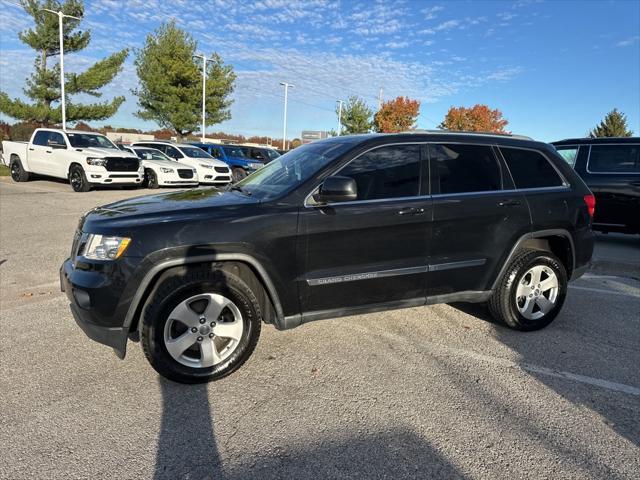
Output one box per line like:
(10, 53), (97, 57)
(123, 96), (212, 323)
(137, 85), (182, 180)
(430, 144), (502, 194)
(588, 145), (640, 173)
(501, 147), (564, 189)
(555, 146), (579, 167)
(339, 145), (421, 200)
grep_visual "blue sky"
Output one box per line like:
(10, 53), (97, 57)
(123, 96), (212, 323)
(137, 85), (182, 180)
(1, 0), (639, 141)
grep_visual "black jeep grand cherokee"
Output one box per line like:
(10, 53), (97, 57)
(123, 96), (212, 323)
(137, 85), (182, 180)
(61, 132), (595, 383)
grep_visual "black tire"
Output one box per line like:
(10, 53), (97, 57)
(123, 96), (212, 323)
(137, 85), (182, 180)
(145, 168), (159, 189)
(69, 165), (91, 192)
(10, 157), (30, 182)
(141, 267), (262, 383)
(488, 249), (567, 331)
(231, 167), (247, 183)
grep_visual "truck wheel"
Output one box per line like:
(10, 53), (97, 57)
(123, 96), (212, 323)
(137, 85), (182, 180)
(141, 268), (262, 383)
(10, 158), (30, 182)
(488, 249), (567, 331)
(145, 169), (159, 189)
(69, 165), (91, 192)
(231, 167), (247, 183)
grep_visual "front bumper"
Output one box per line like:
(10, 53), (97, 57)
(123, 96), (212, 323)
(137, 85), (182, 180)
(60, 258), (129, 358)
(86, 172), (144, 185)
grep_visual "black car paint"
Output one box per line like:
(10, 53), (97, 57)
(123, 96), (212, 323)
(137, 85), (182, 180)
(552, 137), (640, 234)
(61, 133), (594, 358)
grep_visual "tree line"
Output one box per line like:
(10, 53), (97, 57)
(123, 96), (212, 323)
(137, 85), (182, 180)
(0, 0), (634, 142)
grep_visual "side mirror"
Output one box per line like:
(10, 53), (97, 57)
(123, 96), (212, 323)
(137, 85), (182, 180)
(314, 176), (357, 203)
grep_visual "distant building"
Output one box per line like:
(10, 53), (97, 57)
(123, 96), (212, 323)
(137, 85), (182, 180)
(106, 132), (154, 144)
(301, 130), (329, 144)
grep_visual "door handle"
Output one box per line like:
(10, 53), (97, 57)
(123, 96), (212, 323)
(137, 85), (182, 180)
(45, 150), (52, 153)
(397, 207), (425, 216)
(498, 199), (521, 207)
(28, 148), (34, 151)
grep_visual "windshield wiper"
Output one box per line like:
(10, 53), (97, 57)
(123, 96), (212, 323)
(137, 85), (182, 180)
(226, 184), (252, 196)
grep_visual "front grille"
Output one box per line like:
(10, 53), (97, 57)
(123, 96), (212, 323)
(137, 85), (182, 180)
(104, 157), (139, 172)
(178, 169), (194, 179)
(214, 166), (229, 173)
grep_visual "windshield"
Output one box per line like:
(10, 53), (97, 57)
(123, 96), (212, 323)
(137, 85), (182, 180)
(134, 148), (172, 162)
(180, 146), (214, 159)
(67, 133), (117, 149)
(235, 141), (354, 200)
(222, 146), (247, 158)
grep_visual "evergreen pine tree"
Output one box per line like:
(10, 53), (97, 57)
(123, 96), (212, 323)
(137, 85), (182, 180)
(0, 0), (129, 126)
(589, 109), (633, 137)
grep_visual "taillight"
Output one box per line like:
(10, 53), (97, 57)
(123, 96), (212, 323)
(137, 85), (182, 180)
(583, 194), (595, 218)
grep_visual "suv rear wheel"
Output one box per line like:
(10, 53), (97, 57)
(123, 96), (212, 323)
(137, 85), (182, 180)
(141, 268), (261, 383)
(489, 249), (567, 331)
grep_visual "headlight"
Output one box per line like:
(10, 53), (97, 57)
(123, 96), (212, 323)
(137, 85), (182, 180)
(160, 167), (174, 173)
(82, 234), (131, 260)
(199, 163), (213, 169)
(86, 157), (107, 167)
(249, 162), (263, 170)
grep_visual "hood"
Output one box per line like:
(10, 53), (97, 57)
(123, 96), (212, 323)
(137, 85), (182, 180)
(141, 158), (186, 169)
(73, 146), (138, 158)
(81, 187), (257, 231)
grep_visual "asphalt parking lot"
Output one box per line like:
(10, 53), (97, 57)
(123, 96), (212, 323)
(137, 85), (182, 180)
(1, 177), (639, 480)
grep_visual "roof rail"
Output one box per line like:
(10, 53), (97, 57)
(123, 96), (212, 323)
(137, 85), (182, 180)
(402, 129), (533, 141)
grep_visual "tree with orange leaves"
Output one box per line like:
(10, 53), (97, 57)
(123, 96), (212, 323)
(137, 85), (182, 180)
(373, 96), (420, 133)
(439, 104), (509, 133)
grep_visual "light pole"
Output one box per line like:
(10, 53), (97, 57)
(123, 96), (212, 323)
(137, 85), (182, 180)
(279, 82), (293, 150)
(336, 100), (344, 136)
(43, 8), (80, 130)
(193, 53), (216, 142)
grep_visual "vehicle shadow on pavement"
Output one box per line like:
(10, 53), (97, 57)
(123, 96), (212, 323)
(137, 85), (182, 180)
(154, 378), (464, 479)
(451, 302), (640, 448)
(224, 429), (464, 479)
(155, 378), (223, 479)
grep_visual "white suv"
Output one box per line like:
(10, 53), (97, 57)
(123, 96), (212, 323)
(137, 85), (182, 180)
(132, 141), (231, 186)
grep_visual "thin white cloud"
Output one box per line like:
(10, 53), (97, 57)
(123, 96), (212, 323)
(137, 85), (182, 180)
(616, 36), (639, 47)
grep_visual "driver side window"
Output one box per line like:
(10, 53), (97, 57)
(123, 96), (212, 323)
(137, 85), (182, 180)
(339, 145), (421, 201)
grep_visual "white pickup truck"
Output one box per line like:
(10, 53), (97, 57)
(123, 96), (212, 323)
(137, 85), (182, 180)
(2, 128), (143, 192)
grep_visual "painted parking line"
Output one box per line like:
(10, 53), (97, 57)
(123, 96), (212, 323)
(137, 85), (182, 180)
(569, 285), (640, 298)
(358, 324), (640, 397)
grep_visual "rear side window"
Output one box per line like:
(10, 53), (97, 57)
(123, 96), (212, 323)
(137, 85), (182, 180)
(340, 144), (421, 200)
(555, 146), (579, 167)
(32, 131), (49, 146)
(588, 145), (640, 173)
(430, 144), (502, 194)
(501, 147), (564, 189)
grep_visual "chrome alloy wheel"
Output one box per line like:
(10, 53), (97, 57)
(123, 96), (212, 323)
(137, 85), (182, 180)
(515, 265), (559, 320)
(163, 293), (244, 368)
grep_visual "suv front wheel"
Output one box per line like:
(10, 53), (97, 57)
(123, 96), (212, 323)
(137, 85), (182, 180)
(141, 268), (261, 383)
(489, 249), (567, 331)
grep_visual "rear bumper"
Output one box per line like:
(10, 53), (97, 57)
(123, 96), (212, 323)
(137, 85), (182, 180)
(60, 259), (129, 358)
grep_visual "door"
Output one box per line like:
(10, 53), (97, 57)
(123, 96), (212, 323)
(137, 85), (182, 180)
(584, 144), (640, 231)
(427, 143), (531, 297)
(298, 143), (432, 314)
(28, 130), (54, 174)
(47, 131), (69, 178)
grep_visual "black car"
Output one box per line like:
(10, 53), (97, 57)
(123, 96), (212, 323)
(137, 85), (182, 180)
(552, 137), (640, 234)
(61, 132), (595, 383)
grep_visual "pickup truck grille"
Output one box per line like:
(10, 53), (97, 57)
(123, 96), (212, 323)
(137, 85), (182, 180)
(215, 166), (229, 173)
(178, 169), (194, 179)
(104, 157), (140, 172)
